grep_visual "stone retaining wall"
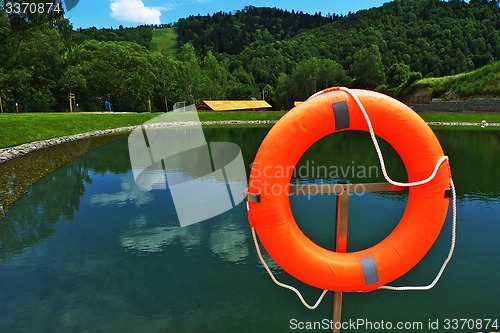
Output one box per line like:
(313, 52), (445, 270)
(426, 121), (500, 127)
(0, 120), (276, 163)
(408, 98), (500, 113)
(2, 119), (499, 164)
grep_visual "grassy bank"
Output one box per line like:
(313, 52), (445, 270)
(418, 112), (500, 123)
(403, 61), (500, 99)
(0, 113), (160, 148)
(0, 110), (498, 149)
(0, 112), (285, 148)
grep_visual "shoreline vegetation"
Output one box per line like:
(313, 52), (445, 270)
(396, 61), (500, 101)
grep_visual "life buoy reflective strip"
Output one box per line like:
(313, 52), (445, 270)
(247, 88), (451, 292)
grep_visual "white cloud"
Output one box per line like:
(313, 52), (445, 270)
(161, 2), (179, 11)
(110, 0), (162, 24)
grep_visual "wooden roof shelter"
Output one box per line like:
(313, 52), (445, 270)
(196, 100), (272, 111)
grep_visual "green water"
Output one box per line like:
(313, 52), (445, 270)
(0, 127), (499, 333)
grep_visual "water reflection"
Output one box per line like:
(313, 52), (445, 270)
(0, 127), (498, 332)
(210, 222), (249, 263)
(121, 226), (202, 254)
(1, 127), (498, 262)
(0, 134), (128, 219)
(0, 164), (90, 260)
(119, 206), (251, 265)
(90, 177), (153, 207)
(435, 129), (500, 200)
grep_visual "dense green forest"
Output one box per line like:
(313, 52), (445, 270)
(72, 25), (153, 49)
(0, 0), (499, 112)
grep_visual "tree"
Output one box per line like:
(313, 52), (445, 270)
(0, 8), (69, 112)
(63, 40), (156, 111)
(154, 54), (179, 112)
(226, 66), (259, 99)
(176, 43), (202, 104)
(387, 63), (411, 87)
(289, 57), (348, 101)
(262, 84), (274, 102)
(317, 58), (349, 90)
(352, 45), (387, 89)
(201, 51), (225, 99)
(275, 73), (293, 110)
(273, 58), (349, 109)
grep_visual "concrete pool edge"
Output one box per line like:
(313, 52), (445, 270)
(0, 120), (277, 164)
(1, 120), (499, 164)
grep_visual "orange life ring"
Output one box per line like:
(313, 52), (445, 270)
(247, 88), (451, 292)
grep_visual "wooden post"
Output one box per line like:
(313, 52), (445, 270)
(244, 183), (409, 333)
(69, 92), (75, 113)
(287, 183), (406, 333)
(333, 186), (349, 333)
(0, 96), (3, 113)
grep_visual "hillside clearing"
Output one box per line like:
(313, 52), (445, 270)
(151, 27), (178, 56)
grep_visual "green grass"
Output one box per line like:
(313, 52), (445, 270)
(150, 27), (178, 57)
(0, 112), (286, 149)
(1, 110), (498, 149)
(405, 61), (500, 98)
(418, 112), (500, 123)
(0, 113), (159, 148)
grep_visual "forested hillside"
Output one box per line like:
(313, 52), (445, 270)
(177, 6), (338, 55)
(176, 1), (499, 107)
(0, 0), (498, 112)
(73, 25), (153, 49)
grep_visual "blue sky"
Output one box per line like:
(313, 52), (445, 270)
(65, 0), (390, 29)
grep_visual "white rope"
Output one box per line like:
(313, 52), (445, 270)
(248, 203), (329, 310)
(338, 87), (457, 291)
(339, 87), (450, 188)
(379, 179), (457, 290)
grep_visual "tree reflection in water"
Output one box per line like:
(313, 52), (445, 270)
(0, 134), (128, 260)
